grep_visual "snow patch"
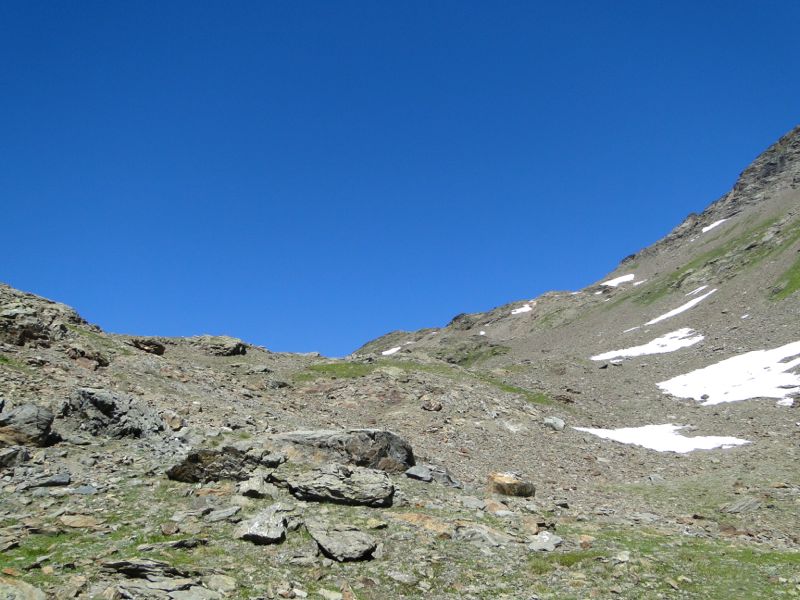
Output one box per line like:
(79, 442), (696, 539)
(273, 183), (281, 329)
(591, 328), (704, 361)
(511, 304), (532, 315)
(685, 285), (709, 296)
(573, 424), (750, 453)
(645, 289), (717, 325)
(601, 274), (635, 287)
(633, 280), (647, 286)
(657, 340), (800, 406)
(623, 326), (640, 333)
(381, 347), (401, 356)
(702, 219), (728, 233)
(479, 330), (486, 336)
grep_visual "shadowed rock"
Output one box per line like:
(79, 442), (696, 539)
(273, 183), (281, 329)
(60, 388), (164, 438)
(271, 429), (414, 472)
(306, 522), (377, 562)
(167, 446), (284, 483)
(0, 404), (54, 447)
(233, 504), (290, 545)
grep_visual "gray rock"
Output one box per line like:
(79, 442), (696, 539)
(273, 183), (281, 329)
(31, 472), (71, 487)
(271, 429), (414, 472)
(201, 575), (236, 593)
(459, 496), (487, 511)
(721, 496), (762, 514)
(453, 523), (516, 548)
(405, 465), (433, 482)
(204, 506), (241, 523)
(306, 522), (377, 562)
(543, 416), (565, 431)
(131, 338), (166, 355)
(0, 445), (30, 468)
(0, 577), (46, 600)
(191, 335), (247, 356)
(71, 484), (98, 495)
(0, 404), (54, 447)
(60, 388), (164, 438)
(167, 447), (260, 483)
(237, 473), (275, 498)
(528, 531), (563, 552)
(101, 558), (194, 578)
(233, 503), (289, 545)
(169, 587), (223, 600)
(281, 463), (394, 507)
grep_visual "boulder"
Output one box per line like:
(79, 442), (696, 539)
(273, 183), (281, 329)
(192, 335), (247, 356)
(131, 338), (166, 355)
(306, 522), (377, 562)
(233, 504), (291, 545)
(60, 388), (163, 438)
(167, 446), (284, 483)
(280, 463), (394, 507)
(65, 344), (109, 369)
(0, 445), (30, 468)
(543, 416), (566, 431)
(528, 531), (563, 552)
(0, 403), (54, 447)
(271, 429), (414, 472)
(487, 472), (536, 497)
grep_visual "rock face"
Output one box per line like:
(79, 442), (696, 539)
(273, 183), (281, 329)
(306, 522), (377, 562)
(272, 429), (414, 472)
(167, 446), (284, 483)
(60, 388), (164, 438)
(0, 285), (83, 347)
(281, 463), (394, 507)
(0, 403), (54, 447)
(487, 472), (536, 497)
(233, 504), (289, 544)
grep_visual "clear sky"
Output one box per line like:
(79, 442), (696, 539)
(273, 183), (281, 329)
(2, 2), (798, 356)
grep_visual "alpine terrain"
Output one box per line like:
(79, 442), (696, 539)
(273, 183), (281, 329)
(1, 126), (799, 599)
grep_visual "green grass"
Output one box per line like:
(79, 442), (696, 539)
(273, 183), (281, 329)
(0, 353), (29, 372)
(293, 361), (377, 382)
(523, 524), (800, 599)
(771, 253), (800, 299)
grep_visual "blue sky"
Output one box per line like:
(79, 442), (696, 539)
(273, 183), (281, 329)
(2, 2), (798, 356)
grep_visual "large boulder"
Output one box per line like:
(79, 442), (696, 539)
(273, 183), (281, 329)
(0, 285), (85, 347)
(60, 388), (163, 438)
(167, 446), (284, 483)
(191, 335), (247, 356)
(271, 429), (414, 472)
(0, 404), (54, 447)
(278, 463), (394, 507)
(487, 472), (536, 497)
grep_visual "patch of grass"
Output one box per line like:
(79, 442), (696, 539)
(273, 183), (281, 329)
(475, 374), (555, 406)
(771, 252), (800, 299)
(293, 361), (377, 382)
(453, 345), (510, 368)
(528, 549), (605, 575)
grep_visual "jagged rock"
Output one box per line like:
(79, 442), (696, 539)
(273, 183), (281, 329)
(131, 338), (166, 355)
(487, 472), (536, 497)
(306, 522), (377, 562)
(166, 446), (282, 483)
(0, 290), (82, 347)
(60, 388), (163, 438)
(453, 523), (516, 548)
(161, 410), (186, 431)
(237, 472), (275, 498)
(204, 506), (241, 523)
(0, 577), (46, 600)
(233, 503), (290, 544)
(191, 335), (247, 356)
(528, 531), (563, 552)
(280, 463), (394, 507)
(0, 403), (54, 447)
(0, 445), (29, 467)
(271, 429), (414, 472)
(543, 416), (565, 431)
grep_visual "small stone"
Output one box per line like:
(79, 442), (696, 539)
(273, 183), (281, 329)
(528, 531), (563, 552)
(161, 522), (180, 535)
(487, 472), (535, 497)
(543, 417), (565, 431)
(405, 465), (433, 482)
(204, 506), (241, 523)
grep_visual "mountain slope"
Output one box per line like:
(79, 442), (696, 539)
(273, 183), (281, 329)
(1, 127), (799, 599)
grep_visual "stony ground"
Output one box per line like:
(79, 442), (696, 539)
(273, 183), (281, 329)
(2, 127), (800, 599)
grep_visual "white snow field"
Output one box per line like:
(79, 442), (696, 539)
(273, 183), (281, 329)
(702, 219), (728, 233)
(645, 288), (717, 325)
(511, 304), (532, 315)
(573, 423), (750, 453)
(591, 328), (703, 361)
(601, 273), (635, 287)
(381, 346), (401, 356)
(658, 340), (800, 406)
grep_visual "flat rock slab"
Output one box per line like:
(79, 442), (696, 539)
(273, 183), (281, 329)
(233, 503), (290, 545)
(528, 531), (563, 552)
(272, 429), (414, 472)
(306, 522), (377, 562)
(282, 463), (394, 507)
(101, 558), (194, 579)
